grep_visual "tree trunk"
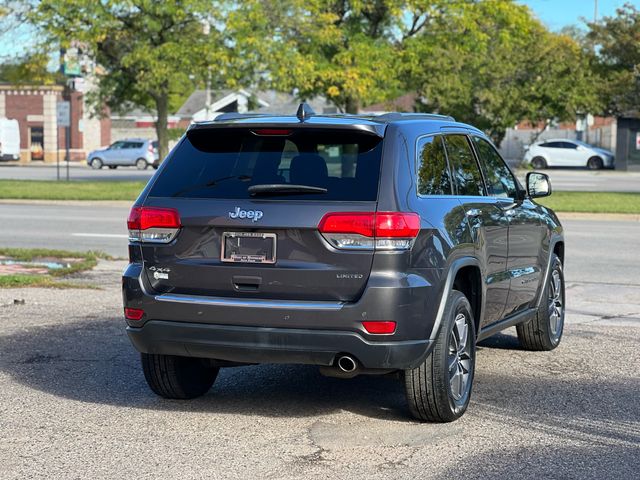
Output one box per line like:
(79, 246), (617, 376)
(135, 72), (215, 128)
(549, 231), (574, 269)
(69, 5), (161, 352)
(345, 96), (359, 114)
(155, 94), (169, 163)
(342, 95), (359, 177)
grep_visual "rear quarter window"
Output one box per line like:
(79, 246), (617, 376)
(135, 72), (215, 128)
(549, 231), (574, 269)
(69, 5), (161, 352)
(148, 128), (383, 201)
(416, 135), (453, 196)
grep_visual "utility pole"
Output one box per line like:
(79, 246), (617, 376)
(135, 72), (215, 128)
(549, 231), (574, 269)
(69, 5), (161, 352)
(205, 66), (211, 119)
(594, 0), (598, 22)
(202, 20), (212, 120)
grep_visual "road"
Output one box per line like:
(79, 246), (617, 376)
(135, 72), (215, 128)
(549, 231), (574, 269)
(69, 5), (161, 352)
(2, 163), (640, 191)
(0, 202), (128, 256)
(0, 163), (154, 182)
(0, 205), (638, 479)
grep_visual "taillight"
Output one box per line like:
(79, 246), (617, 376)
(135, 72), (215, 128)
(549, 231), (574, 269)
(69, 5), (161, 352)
(148, 144), (154, 153)
(318, 212), (420, 251)
(127, 206), (181, 243)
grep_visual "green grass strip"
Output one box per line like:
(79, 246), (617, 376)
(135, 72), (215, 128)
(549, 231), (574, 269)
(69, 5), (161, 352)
(0, 180), (146, 201)
(537, 191), (640, 214)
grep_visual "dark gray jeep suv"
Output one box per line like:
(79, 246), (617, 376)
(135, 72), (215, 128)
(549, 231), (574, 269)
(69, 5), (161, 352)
(122, 105), (565, 422)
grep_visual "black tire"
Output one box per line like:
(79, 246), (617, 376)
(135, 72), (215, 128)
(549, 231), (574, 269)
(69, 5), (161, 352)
(90, 158), (103, 169)
(108, 165), (118, 170)
(404, 290), (476, 422)
(587, 156), (603, 170)
(141, 353), (219, 399)
(531, 157), (547, 169)
(517, 254), (565, 351)
(136, 158), (149, 170)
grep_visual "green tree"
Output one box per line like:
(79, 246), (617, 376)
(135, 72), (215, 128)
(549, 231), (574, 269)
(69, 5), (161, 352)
(31, 0), (227, 160)
(234, 1), (449, 113)
(404, 0), (599, 145)
(587, 3), (640, 115)
(0, 52), (62, 85)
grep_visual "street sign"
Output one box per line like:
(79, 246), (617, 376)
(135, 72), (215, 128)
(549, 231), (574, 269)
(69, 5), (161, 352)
(56, 101), (70, 127)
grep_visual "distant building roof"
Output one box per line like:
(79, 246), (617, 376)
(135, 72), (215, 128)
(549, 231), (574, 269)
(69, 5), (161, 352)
(360, 93), (421, 113)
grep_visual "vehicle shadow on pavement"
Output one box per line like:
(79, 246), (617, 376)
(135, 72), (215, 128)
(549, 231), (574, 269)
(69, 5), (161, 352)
(2, 317), (639, 435)
(0, 317), (410, 421)
(476, 331), (523, 350)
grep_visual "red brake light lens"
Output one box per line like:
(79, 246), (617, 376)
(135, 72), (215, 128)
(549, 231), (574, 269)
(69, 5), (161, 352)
(375, 213), (420, 238)
(362, 321), (397, 334)
(318, 212), (376, 237)
(124, 307), (144, 321)
(252, 129), (293, 136)
(127, 207), (180, 230)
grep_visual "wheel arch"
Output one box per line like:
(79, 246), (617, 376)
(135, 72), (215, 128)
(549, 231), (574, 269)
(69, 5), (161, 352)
(535, 237), (565, 309)
(429, 257), (484, 343)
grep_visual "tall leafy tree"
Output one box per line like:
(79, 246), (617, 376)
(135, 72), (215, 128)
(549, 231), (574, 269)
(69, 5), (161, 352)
(587, 3), (640, 115)
(404, 0), (599, 145)
(31, 0), (227, 160)
(234, 0), (449, 113)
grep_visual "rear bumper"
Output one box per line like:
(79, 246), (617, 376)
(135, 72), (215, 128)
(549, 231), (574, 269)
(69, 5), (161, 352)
(127, 320), (431, 369)
(123, 262), (442, 370)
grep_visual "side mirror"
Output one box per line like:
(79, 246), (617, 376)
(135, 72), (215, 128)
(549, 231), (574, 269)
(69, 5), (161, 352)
(526, 172), (552, 198)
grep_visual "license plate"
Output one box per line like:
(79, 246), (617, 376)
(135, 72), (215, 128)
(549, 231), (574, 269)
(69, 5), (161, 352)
(221, 232), (276, 264)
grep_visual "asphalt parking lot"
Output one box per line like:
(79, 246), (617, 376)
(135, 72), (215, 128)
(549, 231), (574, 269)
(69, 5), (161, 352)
(0, 213), (638, 479)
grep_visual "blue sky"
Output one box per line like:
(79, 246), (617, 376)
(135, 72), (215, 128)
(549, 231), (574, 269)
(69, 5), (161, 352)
(519, 0), (639, 30)
(1, 1), (639, 61)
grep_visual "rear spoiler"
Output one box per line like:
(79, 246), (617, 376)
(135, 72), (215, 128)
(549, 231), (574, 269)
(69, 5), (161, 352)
(188, 118), (386, 137)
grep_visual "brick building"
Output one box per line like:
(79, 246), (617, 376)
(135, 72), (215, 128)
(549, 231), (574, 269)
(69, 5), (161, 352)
(0, 84), (111, 163)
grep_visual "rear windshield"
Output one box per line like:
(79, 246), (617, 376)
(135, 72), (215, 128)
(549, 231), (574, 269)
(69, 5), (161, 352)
(148, 128), (383, 201)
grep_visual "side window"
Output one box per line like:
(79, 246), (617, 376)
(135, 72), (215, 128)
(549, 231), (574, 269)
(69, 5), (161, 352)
(110, 141), (125, 149)
(444, 135), (485, 196)
(563, 142), (578, 149)
(472, 137), (518, 198)
(416, 135), (452, 195)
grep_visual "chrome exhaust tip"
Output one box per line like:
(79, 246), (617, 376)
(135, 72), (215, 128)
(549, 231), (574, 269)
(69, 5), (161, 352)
(336, 355), (357, 373)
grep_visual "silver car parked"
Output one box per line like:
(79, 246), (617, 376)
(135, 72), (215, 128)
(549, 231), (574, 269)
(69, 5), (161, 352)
(524, 139), (615, 170)
(88, 139), (159, 170)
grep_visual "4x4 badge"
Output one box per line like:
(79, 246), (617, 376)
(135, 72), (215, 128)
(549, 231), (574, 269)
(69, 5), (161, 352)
(229, 207), (264, 222)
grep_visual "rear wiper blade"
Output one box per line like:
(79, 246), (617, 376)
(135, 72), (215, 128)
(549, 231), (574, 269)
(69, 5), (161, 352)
(172, 175), (252, 197)
(248, 184), (328, 195)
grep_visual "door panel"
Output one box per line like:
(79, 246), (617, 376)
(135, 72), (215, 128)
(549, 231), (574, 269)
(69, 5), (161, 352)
(503, 199), (545, 316)
(443, 134), (509, 326)
(463, 198), (510, 325)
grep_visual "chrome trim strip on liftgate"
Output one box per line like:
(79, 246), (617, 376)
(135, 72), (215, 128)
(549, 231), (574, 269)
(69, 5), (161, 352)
(154, 293), (344, 311)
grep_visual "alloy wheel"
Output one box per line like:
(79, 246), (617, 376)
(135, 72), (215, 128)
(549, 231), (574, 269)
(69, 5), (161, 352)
(448, 313), (473, 400)
(548, 268), (564, 341)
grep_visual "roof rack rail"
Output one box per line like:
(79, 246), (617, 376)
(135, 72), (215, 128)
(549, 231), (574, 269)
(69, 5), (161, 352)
(374, 112), (455, 122)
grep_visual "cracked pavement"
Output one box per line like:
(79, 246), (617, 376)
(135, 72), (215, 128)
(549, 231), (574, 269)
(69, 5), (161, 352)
(0, 217), (639, 479)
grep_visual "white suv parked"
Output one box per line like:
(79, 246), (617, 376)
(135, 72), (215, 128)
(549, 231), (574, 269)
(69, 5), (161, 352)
(524, 139), (615, 170)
